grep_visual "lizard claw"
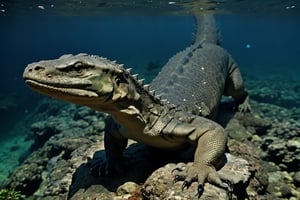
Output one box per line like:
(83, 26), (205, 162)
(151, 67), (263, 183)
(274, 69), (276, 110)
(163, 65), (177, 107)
(174, 175), (181, 182)
(222, 179), (233, 199)
(172, 164), (186, 183)
(223, 179), (232, 191)
(236, 95), (251, 113)
(90, 159), (123, 177)
(197, 184), (204, 198)
(182, 180), (190, 191)
(173, 163), (232, 198)
(172, 167), (183, 174)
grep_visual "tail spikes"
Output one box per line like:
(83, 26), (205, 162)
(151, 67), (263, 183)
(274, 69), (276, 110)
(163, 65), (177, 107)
(149, 90), (155, 96)
(161, 99), (168, 104)
(155, 94), (162, 100)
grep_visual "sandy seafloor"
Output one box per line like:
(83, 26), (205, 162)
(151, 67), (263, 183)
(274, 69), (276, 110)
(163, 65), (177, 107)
(0, 2), (299, 198)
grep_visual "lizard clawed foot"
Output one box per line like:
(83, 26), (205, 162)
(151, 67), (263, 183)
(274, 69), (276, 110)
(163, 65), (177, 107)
(90, 159), (123, 177)
(238, 102), (251, 113)
(236, 95), (251, 113)
(172, 163), (231, 198)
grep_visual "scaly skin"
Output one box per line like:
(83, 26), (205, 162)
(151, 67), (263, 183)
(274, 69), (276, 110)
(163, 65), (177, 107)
(23, 15), (250, 197)
(151, 15), (250, 119)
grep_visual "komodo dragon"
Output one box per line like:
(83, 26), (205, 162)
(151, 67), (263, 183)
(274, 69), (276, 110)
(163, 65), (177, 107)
(23, 15), (250, 197)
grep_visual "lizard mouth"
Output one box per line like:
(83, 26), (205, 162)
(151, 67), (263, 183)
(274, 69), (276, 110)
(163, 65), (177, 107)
(25, 79), (99, 98)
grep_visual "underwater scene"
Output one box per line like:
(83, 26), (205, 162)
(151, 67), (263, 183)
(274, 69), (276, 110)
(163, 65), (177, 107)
(0, 1), (299, 199)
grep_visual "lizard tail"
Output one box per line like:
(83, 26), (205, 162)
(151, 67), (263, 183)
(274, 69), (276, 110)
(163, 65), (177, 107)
(193, 14), (220, 45)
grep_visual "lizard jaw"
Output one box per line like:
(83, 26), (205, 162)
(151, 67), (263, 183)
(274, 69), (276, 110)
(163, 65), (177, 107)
(25, 79), (99, 98)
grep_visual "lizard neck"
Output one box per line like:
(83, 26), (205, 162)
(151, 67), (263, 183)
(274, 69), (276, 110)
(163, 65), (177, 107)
(110, 92), (167, 133)
(85, 71), (169, 133)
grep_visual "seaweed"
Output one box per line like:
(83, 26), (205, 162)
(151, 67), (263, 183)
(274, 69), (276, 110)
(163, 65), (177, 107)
(0, 188), (25, 200)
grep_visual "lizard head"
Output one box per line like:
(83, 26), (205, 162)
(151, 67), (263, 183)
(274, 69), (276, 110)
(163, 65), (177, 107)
(23, 53), (142, 111)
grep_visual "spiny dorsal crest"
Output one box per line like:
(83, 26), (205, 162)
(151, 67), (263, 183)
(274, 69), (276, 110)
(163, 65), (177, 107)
(138, 79), (145, 85)
(88, 54), (125, 72)
(89, 54), (168, 105)
(123, 67), (166, 104)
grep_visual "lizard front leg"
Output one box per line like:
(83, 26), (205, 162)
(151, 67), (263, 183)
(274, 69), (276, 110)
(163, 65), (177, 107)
(173, 118), (230, 197)
(99, 116), (128, 175)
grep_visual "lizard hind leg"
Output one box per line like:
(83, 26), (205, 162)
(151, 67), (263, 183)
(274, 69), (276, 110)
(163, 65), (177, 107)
(224, 58), (251, 113)
(173, 123), (230, 197)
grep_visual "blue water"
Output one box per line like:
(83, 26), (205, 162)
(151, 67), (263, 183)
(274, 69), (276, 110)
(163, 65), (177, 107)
(217, 14), (300, 76)
(0, 5), (300, 189)
(0, 16), (192, 90)
(1, 14), (300, 93)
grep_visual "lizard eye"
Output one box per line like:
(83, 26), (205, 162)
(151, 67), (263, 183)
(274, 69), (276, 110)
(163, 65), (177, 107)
(75, 68), (82, 73)
(74, 62), (83, 73)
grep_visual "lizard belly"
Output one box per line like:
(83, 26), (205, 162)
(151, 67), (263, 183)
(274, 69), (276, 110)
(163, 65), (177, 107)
(120, 128), (187, 149)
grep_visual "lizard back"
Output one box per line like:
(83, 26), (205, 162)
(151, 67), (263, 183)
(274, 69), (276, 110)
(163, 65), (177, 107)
(150, 15), (231, 119)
